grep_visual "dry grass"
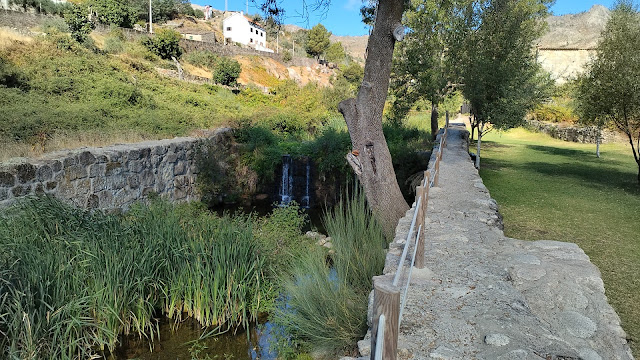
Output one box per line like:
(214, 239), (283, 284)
(0, 27), (33, 49)
(183, 62), (212, 78)
(0, 131), (164, 162)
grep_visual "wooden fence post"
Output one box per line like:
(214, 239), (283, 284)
(371, 275), (400, 360)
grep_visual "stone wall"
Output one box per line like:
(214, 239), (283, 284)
(528, 119), (619, 144)
(0, 128), (232, 210)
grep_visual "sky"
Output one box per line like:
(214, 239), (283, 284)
(193, 0), (618, 37)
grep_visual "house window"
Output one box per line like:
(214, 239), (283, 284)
(250, 38), (253, 43)
(226, 27), (231, 31)
(260, 32), (263, 37)
(250, 27), (253, 32)
(256, 29), (259, 34)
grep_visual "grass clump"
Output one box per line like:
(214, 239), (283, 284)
(478, 128), (640, 357)
(0, 196), (307, 359)
(271, 188), (386, 357)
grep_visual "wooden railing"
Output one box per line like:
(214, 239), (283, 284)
(371, 123), (448, 360)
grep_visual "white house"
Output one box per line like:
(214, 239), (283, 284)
(222, 12), (273, 53)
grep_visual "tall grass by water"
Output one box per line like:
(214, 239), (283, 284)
(0, 196), (284, 359)
(479, 128), (640, 357)
(272, 188), (386, 357)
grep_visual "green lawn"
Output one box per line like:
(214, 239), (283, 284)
(479, 128), (640, 356)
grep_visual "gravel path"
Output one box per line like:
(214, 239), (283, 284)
(356, 123), (633, 360)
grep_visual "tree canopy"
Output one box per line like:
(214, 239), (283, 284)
(576, 0), (640, 182)
(460, 0), (552, 167)
(305, 24), (331, 59)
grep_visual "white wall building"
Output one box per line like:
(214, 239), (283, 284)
(222, 12), (273, 53)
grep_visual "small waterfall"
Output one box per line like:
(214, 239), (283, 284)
(279, 155), (293, 206)
(301, 161), (311, 208)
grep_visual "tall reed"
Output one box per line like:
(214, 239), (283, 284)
(271, 187), (387, 357)
(0, 196), (277, 359)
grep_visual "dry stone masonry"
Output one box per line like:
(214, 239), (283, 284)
(354, 124), (633, 359)
(0, 128), (232, 210)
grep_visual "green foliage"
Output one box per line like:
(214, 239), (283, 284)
(104, 35), (125, 54)
(575, 0), (640, 180)
(0, 57), (29, 90)
(64, 4), (95, 43)
(213, 57), (241, 86)
(0, 196), (309, 359)
(184, 50), (220, 69)
(339, 62), (363, 88)
(325, 41), (346, 64)
(142, 28), (183, 59)
(40, 17), (70, 34)
(305, 24), (330, 59)
(460, 0), (552, 131)
(90, 0), (137, 27)
(532, 103), (578, 123)
(271, 188), (386, 356)
(194, 8), (205, 18)
(10, 0), (70, 15)
(282, 49), (292, 62)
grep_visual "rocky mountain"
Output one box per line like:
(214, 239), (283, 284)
(330, 34), (368, 63)
(538, 4), (610, 49)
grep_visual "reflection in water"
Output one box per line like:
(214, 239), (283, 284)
(112, 317), (277, 360)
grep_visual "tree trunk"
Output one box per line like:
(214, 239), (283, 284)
(475, 122), (484, 169)
(431, 104), (439, 140)
(596, 127), (601, 158)
(637, 161), (640, 184)
(339, 0), (408, 239)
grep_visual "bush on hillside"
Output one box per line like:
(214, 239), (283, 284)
(142, 28), (182, 59)
(213, 57), (241, 86)
(64, 4), (95, 43)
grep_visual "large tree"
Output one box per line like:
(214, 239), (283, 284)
(460, 0), (552, 169)
(305, 23), (331, 59)
(389, 0), (461, 137)
(338, 0), (409, 237)
(576, 0), (640, 183)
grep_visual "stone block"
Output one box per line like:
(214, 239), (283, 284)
(15, 163), (36, 183)
(151, 155), (162, 167)
(139, 170), (155, 187)
(142, 186), (156, 196)
(0, 171), (15, 187)
(66, 165), (87, 181)
(36, 165), (53, 182)
(151, 145), (167, 156)
(105, 161), (122, 176)
(63, 156), (77, 168)
(49, 160), (62, 172)
(78, 151), (96, 166)
(127, 174), (140, 189)
(86, 194), (99, 209)
(0, 188), (8, 201)
(165, 153), (178, 164)
(139, 147), (151, 158)
(106, 176), (126, 190)
(12, 185), (32, 197)
(174, 162), (187, 175)
(75, 178), (91, 195)
(91, 177), (106, 192)
(89, 163), (106, 178)
(46, 181), (57, 191)
(128, 160), (145, 173)
(34, 183), (45, 195)
(97, 191), (113, 208)
(96, 154), (108, 163)
(128, 149), (142, 160)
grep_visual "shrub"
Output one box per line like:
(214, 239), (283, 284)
(183, 49), (219, 69)
(271, 188), (386, 356)
(64, 4), (95, 43)
(282, 49), (292, 62)
(532, 103), (578, 123)
(193, 8), (205, 18)
(142, 28), (182, 60)
(40, 17), (69, 34)
(104, 35), (124, 54)
(213, 57), (241, 86)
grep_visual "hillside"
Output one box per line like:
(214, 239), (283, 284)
(538, 4), (610, 49)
